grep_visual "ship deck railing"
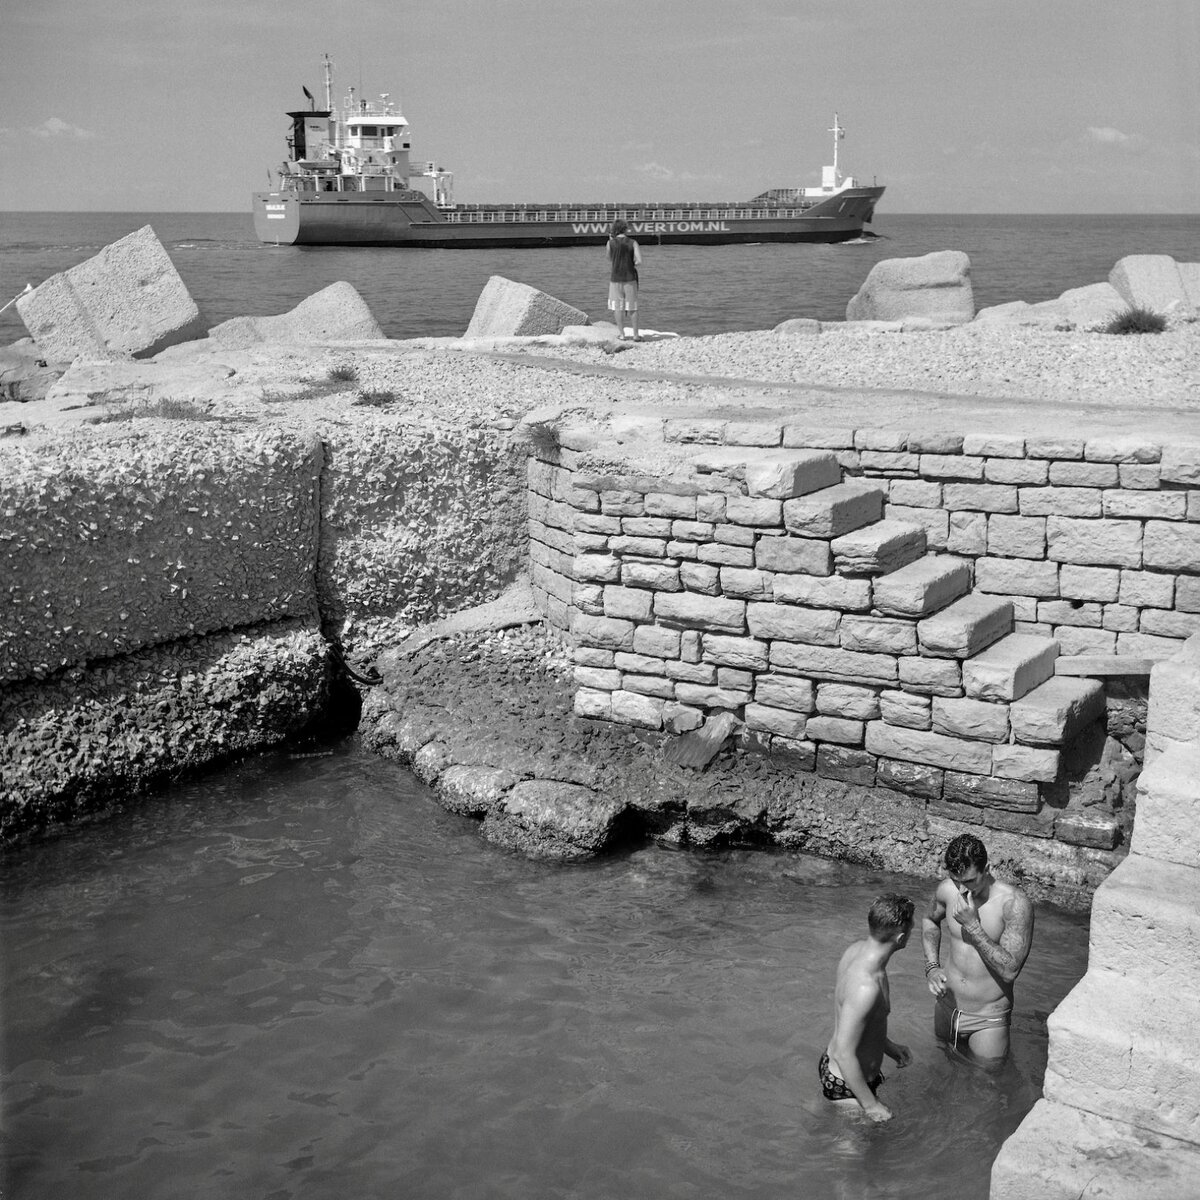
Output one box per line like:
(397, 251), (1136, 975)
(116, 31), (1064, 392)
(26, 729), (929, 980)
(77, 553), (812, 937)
(439, 202), (820, 224)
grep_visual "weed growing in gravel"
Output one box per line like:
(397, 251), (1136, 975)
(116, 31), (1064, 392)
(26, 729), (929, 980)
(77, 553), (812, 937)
(1102, 306), (1167, 335)
(352, 388), (400, 407)
(328, 363), (358, 382)
(96, 397), (217, 422)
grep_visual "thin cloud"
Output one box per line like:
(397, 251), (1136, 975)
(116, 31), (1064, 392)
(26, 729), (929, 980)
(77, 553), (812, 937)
(1084, 125), (1146, 152)
(634, 162), (723, 184)
(30, 117), (96, 139)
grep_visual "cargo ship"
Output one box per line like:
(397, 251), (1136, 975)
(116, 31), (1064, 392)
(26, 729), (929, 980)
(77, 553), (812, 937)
(252, 57), (884, 249)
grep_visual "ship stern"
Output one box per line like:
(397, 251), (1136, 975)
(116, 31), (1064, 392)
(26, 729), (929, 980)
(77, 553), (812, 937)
(253, 192), (301, 245)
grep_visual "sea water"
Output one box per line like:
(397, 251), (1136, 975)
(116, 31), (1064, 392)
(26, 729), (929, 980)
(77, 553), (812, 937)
(2, 742), (1089, 1200)
(1, 211), (1196, 345)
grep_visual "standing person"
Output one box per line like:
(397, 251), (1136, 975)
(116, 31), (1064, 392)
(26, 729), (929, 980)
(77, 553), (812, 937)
(820, 893), (914, 1122)
(606, 219), (642, 341)
(922, 833), (1034, 1063)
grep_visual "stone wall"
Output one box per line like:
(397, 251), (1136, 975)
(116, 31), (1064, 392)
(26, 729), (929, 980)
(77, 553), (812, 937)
(527, 416), (1200, 863)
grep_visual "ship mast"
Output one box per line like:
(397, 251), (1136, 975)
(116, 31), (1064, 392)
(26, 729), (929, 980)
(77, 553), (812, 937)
(828, 113), (844, 184)
(323, 53), (334, 112)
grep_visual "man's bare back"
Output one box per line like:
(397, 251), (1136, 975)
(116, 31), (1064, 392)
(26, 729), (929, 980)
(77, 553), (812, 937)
(922, 835), (1034, 1061)
(822, 894), (914, 1121)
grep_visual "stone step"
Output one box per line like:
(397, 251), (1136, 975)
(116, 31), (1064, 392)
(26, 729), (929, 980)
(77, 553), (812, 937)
(1131, 742), (1200, 869)
(962, 633), (1060, 702)
(1087, 853), (1200, 990)
(830, 519), (927, 577)
(916, 594), (1013, 659)
(1045, 970), (1200, 1145)
(990, 1098), (1200, 1200)
(782, 481), (884, 539)
(1009, 675), (1105, 745)
(872, 555), (972, 618)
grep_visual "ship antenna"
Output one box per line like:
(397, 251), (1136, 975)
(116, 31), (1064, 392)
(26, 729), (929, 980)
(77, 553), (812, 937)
(828, 113), (845, 183)
(323, 53), (334, 111)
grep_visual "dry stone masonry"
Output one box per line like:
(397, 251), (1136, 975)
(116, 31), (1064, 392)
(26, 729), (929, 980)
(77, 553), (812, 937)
(527, 412), (1200, 855)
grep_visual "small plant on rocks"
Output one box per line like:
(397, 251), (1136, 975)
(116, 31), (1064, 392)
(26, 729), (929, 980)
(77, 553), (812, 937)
(353, 388), (400, 407)
(328, 363), (358, 382)
(1101, 306), (1167, 335)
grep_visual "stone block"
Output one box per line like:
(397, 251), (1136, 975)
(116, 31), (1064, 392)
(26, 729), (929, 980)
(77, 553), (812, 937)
(17, 224), (206, 360)
(680, 562), (721, 595)
(840, 616), (918, 656)
(771, 643), (897, 685)
(1054, 811), (1119, 849)
(615, 651), (668, 676)
(603, 586), (654, 621)
(574, 688), (612, 720)
(465, 275), (589, 337)
(991, 744), (1060, 782)
(575, 665), (621, 691)
(575, 554), (622, 583)
(1146, 638), (1200, 754)
(621, 562), (682, 591)
(1143, 521), (1200, 574)
(673, 683), (751, 709)
(963, 633), (1059, 702)
(831, 519), (926, 576)
(744, 451), (842, 499)
(702, 634), (769, 670)
(1009, 677), (1104, 745)
(898, 656), (962, 697)
(631, 625), (681, 658)
(921, 454), (986, 481)
(697, 543), (755, 568)
(772, 573), (873, 611)
(815, 745), (877, 786)
(918, 595), (1014, 658)
(783, 481), (884, 538)
(864, 722), (992, 774)
(932, 696), (1009, 743)
(943, 482), (1019, 513)
(880, 689), (932, 729)
(1109, 253), (1191, 313)
(805, 715), (864, 745)
(1103, 490), (1187, 520)
(986, 458), (1048, 485)
(725, 496), (783, 526)
(719, 568), (772, 600)
(665, 660), (718, 685)
(755, 535), (832, 576)
(1133, 742), (1200, 866)
(623, 674), (676, 700)
(815, 682), (881, 721)
(1058, 565), (1120, 602)
(744, 703), (807, 739)
(1159, 443), (1200, 487)
(942, 771), (1040, 811)
(571, 614), (635, 651)
(987, 515), (1046, 559)
(1046, 973), (1200, 1145)
(872, 555), (971, 618)
(1048, 461), (1119, 488)
(755, 674), (815, 712)
(654, 592), (745, 633)
(889, 479), (942, 507)
(746, 602), (840, 645)
(974, 557), (1060, 598)
(845, 250), (974, 324)
(876, 758), (943, 799)
(1046, 517), (1143, 568)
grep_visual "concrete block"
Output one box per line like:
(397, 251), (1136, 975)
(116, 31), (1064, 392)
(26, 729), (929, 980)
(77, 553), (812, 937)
(1009, 676), (1104, 745)
(782, 481), (884, 538)
(963, 633), (1059, 702)
(846, 250), (974, 324)
(746, 602), (840, 645)
(990, 1098), (1200, 1200)
(17, 224), (206, 360)
(864, 722), (992, 774)
(465, 275), (589, 337)
(1109, 253), (1191, 313)
(830, 518), (927, 577)
(872, 555), (971, 618)
(209, 281), (383, 347)
(744, 451), (842, 499)
(918, 595), (1014, 658)
(1146, 637), (1200, 753)
(1046, 971), (1200, 1144)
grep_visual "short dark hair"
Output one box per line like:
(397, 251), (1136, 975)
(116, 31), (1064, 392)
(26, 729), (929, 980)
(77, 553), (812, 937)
(868, 893), (914, 937)
(610, 219), (629, 237)
(945, 834), (988, 875)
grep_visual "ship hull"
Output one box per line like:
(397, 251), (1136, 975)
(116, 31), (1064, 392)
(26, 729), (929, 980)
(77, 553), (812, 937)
(252, 187), (884, 248)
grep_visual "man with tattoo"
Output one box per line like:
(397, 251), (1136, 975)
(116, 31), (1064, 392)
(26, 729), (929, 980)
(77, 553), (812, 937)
(821, 893), (914, 1121)
(921, 834), (1034, 1062)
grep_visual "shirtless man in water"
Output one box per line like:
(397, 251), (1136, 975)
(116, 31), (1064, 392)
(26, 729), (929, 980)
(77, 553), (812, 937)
(922, 834), (1034, 1062)
(821, 894), (914, 1122)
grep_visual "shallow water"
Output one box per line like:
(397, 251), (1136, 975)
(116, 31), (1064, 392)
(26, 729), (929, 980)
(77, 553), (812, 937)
(2, 741), (1088, 1199)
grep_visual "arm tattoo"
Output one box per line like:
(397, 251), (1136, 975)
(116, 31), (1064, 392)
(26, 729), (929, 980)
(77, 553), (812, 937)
(962, 892), (1034, 983)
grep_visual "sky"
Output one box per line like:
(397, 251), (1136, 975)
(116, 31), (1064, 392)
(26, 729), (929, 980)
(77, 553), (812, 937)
(2, 0), (1198, 214)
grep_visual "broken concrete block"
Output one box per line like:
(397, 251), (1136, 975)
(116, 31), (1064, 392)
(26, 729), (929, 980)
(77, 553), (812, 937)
(16, 224), (206, 361)
(464, 276), (589, 338)
(846, 250), (975, 324)
(207, 281), (384, 347)
(1109, 254), (1191, 314)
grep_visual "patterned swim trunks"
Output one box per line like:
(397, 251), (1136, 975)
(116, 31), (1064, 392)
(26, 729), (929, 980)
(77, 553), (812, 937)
(818, 1052), (883, 1102)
